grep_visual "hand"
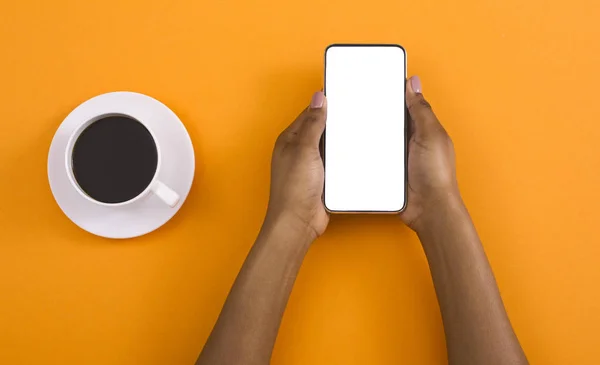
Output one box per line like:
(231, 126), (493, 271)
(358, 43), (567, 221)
(264, 91), (329, 241)
(401, 76), (462, 232)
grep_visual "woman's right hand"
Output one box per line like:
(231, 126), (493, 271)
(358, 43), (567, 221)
(400, 76), (463, 232)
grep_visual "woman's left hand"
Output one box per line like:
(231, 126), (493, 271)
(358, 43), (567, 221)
(265, 91), (329, 242)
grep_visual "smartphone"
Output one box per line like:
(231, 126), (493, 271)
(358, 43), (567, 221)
(323, 44), (407, 213)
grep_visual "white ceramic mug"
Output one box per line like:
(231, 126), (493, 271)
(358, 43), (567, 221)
(64, 113), (180, 208)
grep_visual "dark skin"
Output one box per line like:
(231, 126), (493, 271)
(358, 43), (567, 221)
(196, 77), (528, 365)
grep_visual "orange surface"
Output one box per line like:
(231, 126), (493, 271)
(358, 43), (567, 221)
(1, 0), (599, 364)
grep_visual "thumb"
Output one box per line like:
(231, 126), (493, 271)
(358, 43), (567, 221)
(298, 91), (327, 147)
(406, 76), (440, 136)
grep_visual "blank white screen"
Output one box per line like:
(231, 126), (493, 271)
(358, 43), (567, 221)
(324, 45), (406, 212)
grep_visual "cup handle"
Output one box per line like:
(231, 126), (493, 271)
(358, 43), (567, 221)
(151, 180), (180, 207)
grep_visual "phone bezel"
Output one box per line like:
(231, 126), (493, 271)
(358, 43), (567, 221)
(322, 43), (408, 214)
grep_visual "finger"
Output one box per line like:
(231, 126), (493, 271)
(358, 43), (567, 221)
(406, 76), (440, 134)
(283, 105), (310, 136)
(298, 91), (327, 147)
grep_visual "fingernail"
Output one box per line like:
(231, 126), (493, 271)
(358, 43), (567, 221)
(410, 76), (422, 94)
(310, 91), (325, 109)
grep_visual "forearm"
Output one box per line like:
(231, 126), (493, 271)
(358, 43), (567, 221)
(417, 196), (527, 365)
(196, 215), (314, 365)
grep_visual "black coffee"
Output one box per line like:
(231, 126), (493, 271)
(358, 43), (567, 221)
(72, 115), (158, 204)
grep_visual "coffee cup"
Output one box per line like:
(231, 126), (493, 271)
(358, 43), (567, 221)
(64, 113), (180, 208)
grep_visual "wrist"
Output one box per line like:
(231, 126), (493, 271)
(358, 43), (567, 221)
(412, 191), (467, 235)
(261, 211), (318, 248)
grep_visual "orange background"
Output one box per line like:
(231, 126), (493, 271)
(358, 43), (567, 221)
(1, 0), (599, 364)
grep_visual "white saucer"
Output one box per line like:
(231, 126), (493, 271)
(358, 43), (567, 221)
(48, 92), (195, 239)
